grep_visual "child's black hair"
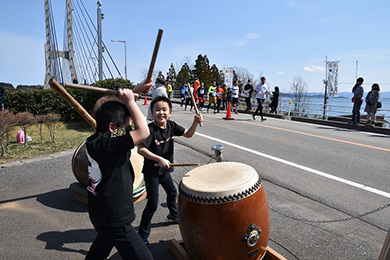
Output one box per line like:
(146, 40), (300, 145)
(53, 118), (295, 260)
(95, 101), (130, 133)
(150, 96), (172, 112)
(372, 83), (380, 91)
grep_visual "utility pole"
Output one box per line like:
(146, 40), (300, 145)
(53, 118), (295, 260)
(111, 39), (127, 80)
(323, 56), (328, 120)
(97, 1), (103, 81)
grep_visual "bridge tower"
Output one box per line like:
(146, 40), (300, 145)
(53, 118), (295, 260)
(44, 0), (77, 87)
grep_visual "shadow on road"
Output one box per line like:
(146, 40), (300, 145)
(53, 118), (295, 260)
(36, 188), (87, 213)
(37, 229), (95, 256)
(37, 229), (176, 260)
(109, 240), (178, 260)
(367, 134), (390, 138)
(0, 188), (86, 213)
(316, 126), (357, 132)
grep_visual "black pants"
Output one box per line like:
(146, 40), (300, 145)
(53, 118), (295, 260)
(217, 99), (222, 112)
(245, 97), (252, 110)
(86, 225), (153, 260)
(254, 98), (265, 119)
(207, 103), (216, 113)
(138, 172), (178, 239)
(185, 98), (193, 110)
(180, 96), (185, 106)
(269, 100), (278, 114)
(222, 98), (227, 110)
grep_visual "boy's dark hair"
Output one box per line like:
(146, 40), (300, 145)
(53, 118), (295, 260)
(95, 101), (130, 133)
(151, 96), (172, 112)
(357, 77), (364, 84)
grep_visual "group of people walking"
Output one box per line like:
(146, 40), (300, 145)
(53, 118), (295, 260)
(176, 77), (279, 119)
(350, 77), (381, 126)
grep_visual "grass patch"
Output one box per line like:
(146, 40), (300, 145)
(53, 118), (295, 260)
(0, 120), (94, 164)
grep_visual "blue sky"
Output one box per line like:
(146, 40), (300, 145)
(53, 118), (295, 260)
(1, 0), (389, 92)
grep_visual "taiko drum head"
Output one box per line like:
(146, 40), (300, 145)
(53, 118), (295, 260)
(178, 162), (270, 260)
(180, 162), (259, 199)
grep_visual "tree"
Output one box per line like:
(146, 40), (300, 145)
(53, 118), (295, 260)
(0, 110), (17, 156)
(35, 114), (49, 145)
(193, 54), (212, 87)
(157, 71), (165, 80)
(291, 76), (309, 115)
(210, 64), (222, 85)
(166, 63), (177, 88)
(176, 63), (191, 88)
(232, 66), (254, 87)
(45, 113), (61, 143)
(15, 112), (36, 147)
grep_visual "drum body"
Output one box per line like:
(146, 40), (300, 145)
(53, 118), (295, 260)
(178, 162), (270, 260)
(71, 141), (144, 191)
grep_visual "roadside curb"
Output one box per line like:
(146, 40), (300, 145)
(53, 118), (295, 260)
(0, 149), (74, 169)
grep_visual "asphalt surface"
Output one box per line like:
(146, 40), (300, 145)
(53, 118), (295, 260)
(0, 101), (389, 260)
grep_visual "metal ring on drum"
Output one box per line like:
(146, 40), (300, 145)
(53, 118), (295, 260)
(178, 162), (270, 260)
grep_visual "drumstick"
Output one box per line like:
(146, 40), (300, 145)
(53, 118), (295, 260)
(65, 83), (139, 100)
(49, 78), (97, 129)
(188, 83), (203, 127)
(145, 29), (163, 88)
(154, 163), (200, 167)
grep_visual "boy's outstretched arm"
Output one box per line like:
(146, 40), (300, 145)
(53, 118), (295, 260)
(182, 114), (203, 138)
(137, 144), (171, 169)
(118, 88), (149, 145)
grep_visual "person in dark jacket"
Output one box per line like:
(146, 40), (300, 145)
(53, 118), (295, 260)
(269, 86), (279, 114)
(364, 83), (380, 126)
(350, 77), (364, 125)
(242, 79), (254, 111)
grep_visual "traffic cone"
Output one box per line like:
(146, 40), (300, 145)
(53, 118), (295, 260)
(143, 95), (148, 105)
(223, 102), (234, 120)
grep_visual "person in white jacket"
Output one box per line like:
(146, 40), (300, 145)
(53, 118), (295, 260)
(252, 77), (268, 121)
(147, 78), (168, 121)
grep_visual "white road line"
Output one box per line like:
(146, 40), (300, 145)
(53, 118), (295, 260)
(195, 132), (390, 199)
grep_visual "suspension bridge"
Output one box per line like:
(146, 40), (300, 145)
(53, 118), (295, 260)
(44, 0), (122, 88)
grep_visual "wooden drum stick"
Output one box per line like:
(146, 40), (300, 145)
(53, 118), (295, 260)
(65, 83), (139, 99)
(146, 29), (164, 83)
(188, 83), (203, 127)
(49, 78), (97, 129)
(154, 163), (200, 167)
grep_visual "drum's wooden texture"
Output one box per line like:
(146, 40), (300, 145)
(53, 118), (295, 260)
(71, 141), (144, 190)
(178, 162), (270, 260)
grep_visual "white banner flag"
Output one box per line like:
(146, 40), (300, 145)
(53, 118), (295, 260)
(224, 68), (234, 88)
(327, 61), (339, 97)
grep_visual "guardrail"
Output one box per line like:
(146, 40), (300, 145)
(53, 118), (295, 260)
(170, 90), (390, 128)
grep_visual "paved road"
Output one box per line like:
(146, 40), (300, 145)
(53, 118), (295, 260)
(0, 101), (388, 259)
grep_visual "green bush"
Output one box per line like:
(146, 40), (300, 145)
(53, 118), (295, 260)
(3, 78), (134, 121)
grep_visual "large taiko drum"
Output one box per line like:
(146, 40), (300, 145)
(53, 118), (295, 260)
(71, 141), (144, 194)
(178, 162), (270, 260)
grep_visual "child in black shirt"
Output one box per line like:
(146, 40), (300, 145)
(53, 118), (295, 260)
(85, 84), (153, 260)
(137, 96), (202, 246)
